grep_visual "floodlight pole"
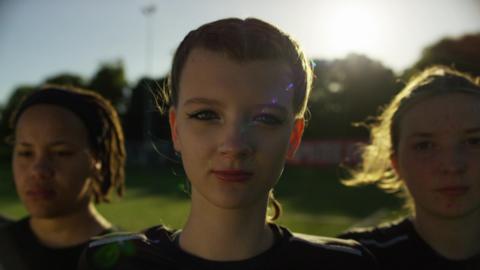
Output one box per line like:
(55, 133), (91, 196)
(142, 4), (156, 76)
(141, 4), (156, 165)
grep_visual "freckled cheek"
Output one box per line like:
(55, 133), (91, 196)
(399, 151), (431, 173)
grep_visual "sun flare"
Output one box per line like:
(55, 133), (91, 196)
(322, 3), (386, 56)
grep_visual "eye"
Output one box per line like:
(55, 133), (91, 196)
(253, 114), (284, 126)
(413, 141), (434, 151)
(187, 110), (219, 121)
(465, 137), (480, 147)
(55, 150), (74, 157)
(16, 150), (33, 158)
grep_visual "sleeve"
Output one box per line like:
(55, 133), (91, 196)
(288, 233), (380, 269)
(0, 224), (29, 270)
(77, 232), (181, 270)
(77, 234), (148, 270)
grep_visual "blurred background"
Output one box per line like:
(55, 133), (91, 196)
(1, 0), (479, 236)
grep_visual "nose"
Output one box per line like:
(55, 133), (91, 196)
(218, 122), (253, 160)
(438, 146), (467, 175)
(31, 154), (54, 180)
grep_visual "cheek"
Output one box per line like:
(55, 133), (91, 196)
(176, 120), (215, 149)
(398, 155), (432, 190)
(262, 136), (290, 158)
(60, 156), (94, 184)
(178, 130), (215, 173)
(59, 169), (92, 199)
(467, 151), (480, 164)
(181, 127), (215, 153)
(12, 159), (26, 186)
(255, 130), (292, 167)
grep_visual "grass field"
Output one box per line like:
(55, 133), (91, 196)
(0, 163), (406, 236)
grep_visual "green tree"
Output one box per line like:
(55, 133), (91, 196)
(124, 77), (169, 142)
(406, 33), (480, 77)
(88, 60), (128, 108)
(0, 85), (36, 160)
(306, 54), (401, 139)
(44, 73), (86, 88)
(123, 77), (171, 165)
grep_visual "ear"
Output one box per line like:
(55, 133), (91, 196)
(286, 118), (305, 159)
(88, 156), (102, 185)
(390, 153), (400, 176)
(94, 160), (102, 170)
(88, 153), (102, 173)
(169, 107), (181, 152)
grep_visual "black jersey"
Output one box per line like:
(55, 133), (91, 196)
(0, 215), (12, 225)
(338, 217), (480, 270)
(0, 217), (115, 270)
(79, 223), (378, 270)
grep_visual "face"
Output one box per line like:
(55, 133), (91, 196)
(169, 48), (304, 211)
(13, 104), (96, 218)
(392, 93), (480, 220)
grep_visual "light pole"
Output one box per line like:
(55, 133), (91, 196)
(142, 4), (156, 76)
(141, 4), (156, 165)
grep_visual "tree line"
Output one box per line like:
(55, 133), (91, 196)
(1, 33), (479, 162)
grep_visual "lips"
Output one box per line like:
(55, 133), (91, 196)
(434, 186), (470, 197)
(211, 169), (253, 182)
(26, 188), (56, 200)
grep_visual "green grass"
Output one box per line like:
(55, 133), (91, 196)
(0, 163), (405, 236)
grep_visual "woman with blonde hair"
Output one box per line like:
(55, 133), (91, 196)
(339, 66), (480, 269)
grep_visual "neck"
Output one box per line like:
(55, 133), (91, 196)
(412, 208), (480, 260)
(179, 191), (274, 261)
(29, 203), (111, 248)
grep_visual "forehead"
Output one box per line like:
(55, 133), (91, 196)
(178, 48), (295, 108)
(399, 93), (480, 135)
(15, 104), (88, 142)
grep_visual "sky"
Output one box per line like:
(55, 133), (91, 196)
(1, 0), (479, 104)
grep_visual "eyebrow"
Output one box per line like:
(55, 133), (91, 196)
(253, 103), (289, 114)
(16, 140), (74, 147)
(183, 98), (289, 114)
(406, 132), (432, 139)
(183, 97), (222, 107)
(406, 127), (480, 139)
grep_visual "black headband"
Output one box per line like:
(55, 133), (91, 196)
(13, 88), (106, 148)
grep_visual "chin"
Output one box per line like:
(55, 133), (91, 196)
(27, 205), (81, 219)
(428, 205), (479, 220)
(209, 198), (247, 209)
(28, 210), (65, 219)
(209, 194), (264, 211)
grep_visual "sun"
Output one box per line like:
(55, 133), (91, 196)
(322, 3), (386, 57)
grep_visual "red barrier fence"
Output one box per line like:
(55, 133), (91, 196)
(288, 139), (366, 167)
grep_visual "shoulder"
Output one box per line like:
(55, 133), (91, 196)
(291, 232), (367, 256)
(0, 215), (13, 225)
(1, 217), (32, 243)
(337, 217), (412, 250)
(0, 217), (12, 231)
(274, 225), (379, 268)
(0, 218), (31, 270)
(87, 224), (175, 248)
(79, 225), (178, 270)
